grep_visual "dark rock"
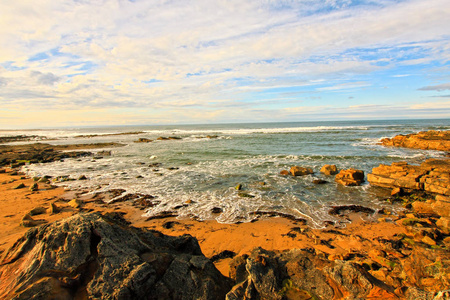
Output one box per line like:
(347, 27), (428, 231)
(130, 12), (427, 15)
(226, 247), (399, 300)
(211, 207), (223, 214)
(313, 179), (328, 184)
(134, 138), (153, 143)
(210, 250), (237, 263)
(0, 213), (232, 299)
(329, 205), (375, 216)
(162, 221), (180, 229)
(13, 183), (25, 189)
(29, 183), (38, 191)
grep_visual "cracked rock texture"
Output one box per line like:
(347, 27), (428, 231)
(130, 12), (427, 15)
(380, 130), (450, 152)
(0, 212), (232, 300)
(368, 159), (450, 196)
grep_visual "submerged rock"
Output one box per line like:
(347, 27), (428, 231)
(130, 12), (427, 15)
(0, 212), (232, 300)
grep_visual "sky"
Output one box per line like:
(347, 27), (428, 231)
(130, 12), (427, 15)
(0, 0), (449, 128)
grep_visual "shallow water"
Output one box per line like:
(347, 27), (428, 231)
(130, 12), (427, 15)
(10, 119), (449, 227)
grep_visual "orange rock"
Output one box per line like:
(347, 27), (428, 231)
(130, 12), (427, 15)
(335, 168), (364, 186)
(320, 164), (338, 175)
(290, 166), (313, 176)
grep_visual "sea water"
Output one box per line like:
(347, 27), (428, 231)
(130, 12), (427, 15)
(7, 119), (449, 227)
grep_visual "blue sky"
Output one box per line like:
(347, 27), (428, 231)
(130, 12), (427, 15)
(0, 0), (449, 128)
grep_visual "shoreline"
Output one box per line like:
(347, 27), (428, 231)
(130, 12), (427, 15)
(1, 129), (449, 298)
(0, 168), (407, 276)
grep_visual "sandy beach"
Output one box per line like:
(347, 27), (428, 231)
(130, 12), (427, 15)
(0, 168), (409, 277)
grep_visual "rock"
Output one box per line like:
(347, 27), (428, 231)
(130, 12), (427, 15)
(335, 168), (365, 186)
(28, 207), (47, 216)
(238, 192), (255, 198)
(421, 236), (436, 246)
(368, 159), (450, 196)
(436, 217), (450, 234)
(134, 138), (153, 143)
(432, 195), (450, 218)
(48, 202), (60, 214)
(226, 247), (397, 300)
(320, 164), (338, 175)
(290, 166), (313, 176)
(20, 214), (46, 227)
(411, 201), (436, 215)
(68, 199), (83, 208)
(211, 207), (223, 214)
(235, 184), (242, 190)
(279, 170), (289, 176)
(29, 182), (38, 191)
(38, 177), (50, 183)
(313, 179), (328, 184)
(329, 205), (375, 216)
(13, 183), (26, 189)
(97, 150), (112, 156)
(78, 175), (88, 180)
(391, 187), (404, 196)
(0, 213), (232, 299)
(380, 130), (450, 151)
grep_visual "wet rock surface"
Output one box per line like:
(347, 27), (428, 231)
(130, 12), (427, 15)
(0, 212), (232, 300)
(0, 143), (124, 167)
(335, 168), (365, 186)
(380, 130), (450, 151)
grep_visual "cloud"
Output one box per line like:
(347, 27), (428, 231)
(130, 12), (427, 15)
(30, 71), (61, 85)
(0, 0), (449, 127)
(418, 83), (450, 91)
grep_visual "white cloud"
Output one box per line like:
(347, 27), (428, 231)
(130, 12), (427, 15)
(0, 0), (449, 126)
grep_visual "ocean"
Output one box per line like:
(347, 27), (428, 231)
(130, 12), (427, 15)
(6, 119), (450, 227)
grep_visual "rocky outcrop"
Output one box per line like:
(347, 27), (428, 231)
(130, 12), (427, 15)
(0, 143), (124, 167)
(368, 159), (450, 196)
(380, 130), (450, 151)
(0, 212), (232, 300)
(226, 246), (448, 300)
(335, 168), (365, 186)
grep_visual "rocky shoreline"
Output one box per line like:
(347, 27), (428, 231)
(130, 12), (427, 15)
(0, 131), (449, 299)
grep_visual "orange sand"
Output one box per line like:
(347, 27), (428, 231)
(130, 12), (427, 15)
(0, 170), (407, 276)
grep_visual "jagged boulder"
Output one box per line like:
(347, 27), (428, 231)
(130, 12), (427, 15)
(335, 168), (365, 186)
(0, 213), (232, 300)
